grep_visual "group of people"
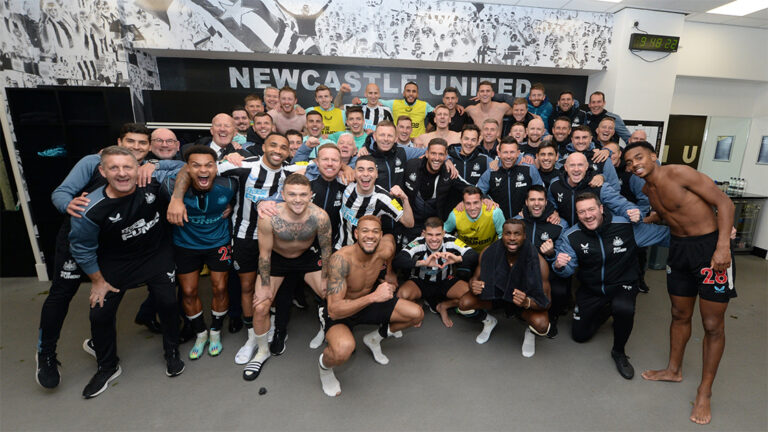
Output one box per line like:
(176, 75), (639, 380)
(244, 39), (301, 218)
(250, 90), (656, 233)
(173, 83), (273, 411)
(35, 80), (736, 425)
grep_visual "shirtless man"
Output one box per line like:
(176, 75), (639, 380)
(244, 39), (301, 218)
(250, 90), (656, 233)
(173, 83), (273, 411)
(464, 81), (514, 129)
(413, 105), (461, 148)
(317, 216), (424, 397)
(243, 174), (333, 381)
(623, 141), (736, 425)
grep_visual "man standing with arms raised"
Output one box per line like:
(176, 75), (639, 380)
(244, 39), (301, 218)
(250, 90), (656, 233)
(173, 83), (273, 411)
(624, 141), (736, 425)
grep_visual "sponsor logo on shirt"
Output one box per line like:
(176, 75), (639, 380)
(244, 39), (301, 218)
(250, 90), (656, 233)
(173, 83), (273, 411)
(390, 199), (403, 212)
(245, 187), (269, 203)
(612, 236), (627, 254)
(121, 212), (160, 240)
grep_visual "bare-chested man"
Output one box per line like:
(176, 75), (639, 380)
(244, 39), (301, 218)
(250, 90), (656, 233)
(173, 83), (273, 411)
(623, 141), (736, 425)
(242, 173), (333, 381)
(317, 216), (424, 397)
(464, 81), (515, 129)
(413, 104), (461, 148)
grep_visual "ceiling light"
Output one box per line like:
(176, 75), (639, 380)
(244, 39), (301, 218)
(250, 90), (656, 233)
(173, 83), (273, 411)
(707, 0), (768, 16)
(594, 0), (623, 3)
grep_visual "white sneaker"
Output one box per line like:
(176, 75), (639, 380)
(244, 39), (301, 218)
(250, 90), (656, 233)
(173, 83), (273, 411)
(522, 327), (536, 358)
(235, 328), (257, 365)
(309, 327), (325, 349)
(475, 314), (498, 344)
(318, 357), (341, 397)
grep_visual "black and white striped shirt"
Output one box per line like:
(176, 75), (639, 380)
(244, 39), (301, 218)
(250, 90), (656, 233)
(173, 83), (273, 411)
(218, 157), (299, 240)
(335, 183), (404, 249)
(398, 234), (473, 282)
(346, 104), (393, 131)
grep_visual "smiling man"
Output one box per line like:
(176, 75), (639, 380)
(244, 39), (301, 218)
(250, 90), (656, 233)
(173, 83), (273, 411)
(268, 86), (306, 135)
(413, 105), (461, 148)
(318, 216), (424, 397)
(149, 128), (180, 160)
(402, 138), (469, 240)
(553, 192), (669, 380)
(623, 141), (736, 425)
(458, 219), (551, 356)
(161, 145), (237, 360)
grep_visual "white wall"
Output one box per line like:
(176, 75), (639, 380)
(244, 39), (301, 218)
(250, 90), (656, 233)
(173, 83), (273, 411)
(740, 83), (768, 252)
(677, 23), (768, 82)
(670, 77), (765, 117)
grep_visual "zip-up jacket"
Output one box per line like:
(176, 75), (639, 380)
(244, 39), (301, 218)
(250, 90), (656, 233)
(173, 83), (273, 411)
(584, 109), (631, 144)
(515, 202), (568, 261)
(549, 100), (587, 130)
(557, 143), (620, 190)
(403, 158), (468, 223)
(476, 163), (543, 219)
(553, 212), (669, 295)
(547, 171), (638, 227)
(311, 176), (346, 247)
(446, 144), (492, 186)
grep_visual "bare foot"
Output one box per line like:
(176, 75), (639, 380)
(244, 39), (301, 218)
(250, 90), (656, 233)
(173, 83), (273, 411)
(690, 392), (712, 425)
(436, 303), (454, 328)
(641, 368), (682, 382)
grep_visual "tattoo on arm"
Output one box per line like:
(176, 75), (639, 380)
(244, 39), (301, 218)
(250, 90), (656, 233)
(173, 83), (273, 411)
(326, 254), (349, 296)
(171, 165), (190, 199)
(258, 257), (271, 288)
(317, 214), (332, 279)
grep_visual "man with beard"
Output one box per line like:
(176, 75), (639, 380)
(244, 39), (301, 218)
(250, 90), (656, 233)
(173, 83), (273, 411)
(354, 82), (434, 138)
(267, 87), (306, 135)
(518, 118), (546, 159)
(458, 219), (551, 357)
(425, 87), (470, 132)
(231, 107), (253, 146)
(549, 91), (586, 131)
(447, 125), (492, 186)
(318, 216), (424, 397)
(246, 112), (275, 155)
(395, 217), (478, 327)
(162, 145), (237, 360)
(444, 186), (505, 254)
(243, 174), (332, 381)
(516, 185), (568, 337)
(477, 138), (543, 219)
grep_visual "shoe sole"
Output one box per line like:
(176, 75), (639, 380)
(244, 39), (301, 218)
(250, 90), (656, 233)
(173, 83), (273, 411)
(83, 366), (121, 399)
(166, 363), (185, 377)
(83, 339), (96, 358)
(35, 352), (60, 389)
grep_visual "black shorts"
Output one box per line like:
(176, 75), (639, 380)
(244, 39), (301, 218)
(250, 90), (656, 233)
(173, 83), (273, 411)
(270, 245), (322, 277)
(667, 231), (737, 303)
(490, 299), (523, 317)
(320, 297), (399, 332)
(174, 244), (232, 274)
(232, 238), (259, 273)
(409, 276), (462, 308)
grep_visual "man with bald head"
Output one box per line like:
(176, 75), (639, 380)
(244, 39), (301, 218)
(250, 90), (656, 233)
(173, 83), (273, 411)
(547, 152), (640, 227)
(149, 128), (181, 160)
(518, 118), (546, 159)
(558, 125), (619, 190)
(628, 129), (647, 144)
(336, 82), (393, 133)
(185, 114), (254, 161)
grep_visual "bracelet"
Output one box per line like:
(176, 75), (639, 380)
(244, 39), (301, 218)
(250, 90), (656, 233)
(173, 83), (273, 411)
(526, 298), (531, 309)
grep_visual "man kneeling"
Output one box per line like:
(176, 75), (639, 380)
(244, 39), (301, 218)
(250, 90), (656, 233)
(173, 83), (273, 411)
(318, 216), (424, 397)
(458, 219), (551, 357)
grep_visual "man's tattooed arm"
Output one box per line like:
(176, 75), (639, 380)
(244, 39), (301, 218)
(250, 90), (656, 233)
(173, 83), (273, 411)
(258, 256), (270, 288)
(171, 165), (190, 199)
(316, 209), (333, 279)
(326, 253), (348, 297)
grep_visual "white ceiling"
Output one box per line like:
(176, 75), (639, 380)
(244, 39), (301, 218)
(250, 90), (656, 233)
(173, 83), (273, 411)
(487, 0), (768, 28)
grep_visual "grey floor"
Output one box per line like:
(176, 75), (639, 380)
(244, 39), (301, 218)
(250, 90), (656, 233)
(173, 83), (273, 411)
(1, 256), (766, 432)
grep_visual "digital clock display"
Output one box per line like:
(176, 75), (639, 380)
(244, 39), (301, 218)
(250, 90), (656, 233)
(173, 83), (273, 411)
(629, 33), (680, 52)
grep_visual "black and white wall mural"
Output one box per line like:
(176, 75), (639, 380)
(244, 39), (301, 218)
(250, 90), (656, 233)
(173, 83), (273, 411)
(125, 0), (612, 69)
